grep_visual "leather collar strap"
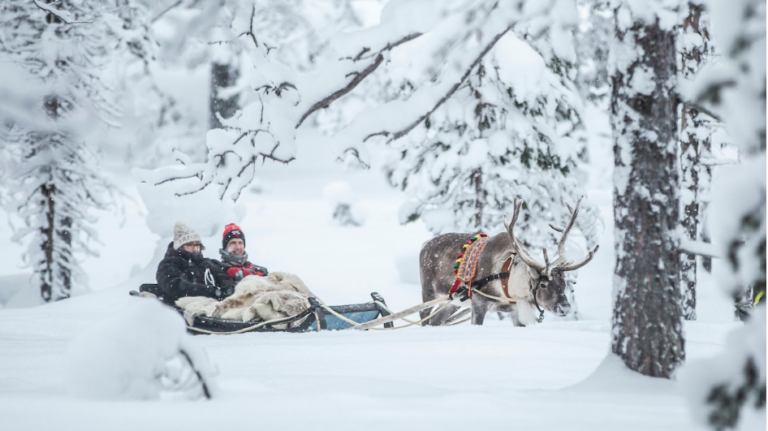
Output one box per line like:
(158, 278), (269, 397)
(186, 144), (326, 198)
(500, 257), (514, 298)
(471, 257), (514, 292)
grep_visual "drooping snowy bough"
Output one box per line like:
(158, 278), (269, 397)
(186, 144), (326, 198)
(681, 0), (766, 428)
(138, 0), (584, 202)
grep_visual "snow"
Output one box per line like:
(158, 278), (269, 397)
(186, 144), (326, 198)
(0, 1), (762, 429)
(322, 181), (354, 206)
(0, 118), (745, 430)
(66, 298), (215, 401)
(681, 306), (767, 430)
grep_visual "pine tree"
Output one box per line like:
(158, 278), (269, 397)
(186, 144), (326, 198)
(684, 0), (766, 427)
(575, 0), (613, 105)
(610, 1), (684, 378)
(0, 1), (127, 301)
(678, 1), (715, 320)
(388, 33), (598, 252)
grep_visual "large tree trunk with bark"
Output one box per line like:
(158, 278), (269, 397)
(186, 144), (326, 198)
(610, 12), (684, 378)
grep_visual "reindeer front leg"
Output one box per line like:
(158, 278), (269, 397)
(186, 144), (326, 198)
(471, 299), (488, 325)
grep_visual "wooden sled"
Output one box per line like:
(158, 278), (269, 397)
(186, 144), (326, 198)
(129, 284), (394, 334)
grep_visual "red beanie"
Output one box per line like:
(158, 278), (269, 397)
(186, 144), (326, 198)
(222, 223), (246, 249)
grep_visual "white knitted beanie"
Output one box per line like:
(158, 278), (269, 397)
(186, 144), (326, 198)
(173, 221), (202, 250)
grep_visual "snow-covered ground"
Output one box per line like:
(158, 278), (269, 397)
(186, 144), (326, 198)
(0, 108), (750, 431)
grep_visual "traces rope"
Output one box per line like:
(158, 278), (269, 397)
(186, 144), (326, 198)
(316, 298), (461, 331)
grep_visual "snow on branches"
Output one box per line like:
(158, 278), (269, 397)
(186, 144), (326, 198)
(386, 31), (598, 252)
(680, 0), (766, 428)
(141, 0), (587, 202)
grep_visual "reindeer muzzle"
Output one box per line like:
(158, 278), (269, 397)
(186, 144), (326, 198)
(554, 303), (571, 317)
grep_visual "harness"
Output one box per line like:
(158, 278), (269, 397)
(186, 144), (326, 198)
(448, 235), (546, 323)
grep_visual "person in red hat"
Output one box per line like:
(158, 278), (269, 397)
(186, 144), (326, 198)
(219, 223), (268, 282)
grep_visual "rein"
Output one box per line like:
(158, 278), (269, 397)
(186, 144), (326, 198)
(529, 280), (545, 323)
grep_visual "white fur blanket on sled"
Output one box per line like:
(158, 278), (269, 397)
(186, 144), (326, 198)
(175, 272), (317, 327)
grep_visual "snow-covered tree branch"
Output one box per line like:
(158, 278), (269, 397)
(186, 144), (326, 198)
(139, 0), (585, 202)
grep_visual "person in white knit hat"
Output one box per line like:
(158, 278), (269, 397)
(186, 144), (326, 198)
(155, 221), (235, 305)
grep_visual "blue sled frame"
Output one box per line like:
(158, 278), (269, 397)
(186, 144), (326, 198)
(130, 284), (394, 333)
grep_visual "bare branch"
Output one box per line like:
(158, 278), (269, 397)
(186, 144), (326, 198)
(295, 32), (423, 128)
(33, 0), (94, 24)
(151, 0), (182, 23)
(336, 148), (371, 169)
(362, 26), (511, 143)
(681, 99), (723, 123)
(549, 224), (564, 233)
(247, 4), (258, 48)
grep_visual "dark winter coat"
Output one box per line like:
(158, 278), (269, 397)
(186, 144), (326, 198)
(156, 242), (236, 305)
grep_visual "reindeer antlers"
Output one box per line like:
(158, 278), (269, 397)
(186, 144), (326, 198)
(560, 244), (600, 272)
(506, 196), (597, 274)
(551, 196), (582, 268)
(505, 198), (546, 273)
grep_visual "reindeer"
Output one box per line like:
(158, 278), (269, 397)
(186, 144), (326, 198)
(419, 197), (598, 326)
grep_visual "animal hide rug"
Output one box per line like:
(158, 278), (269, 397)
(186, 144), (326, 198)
(175, 272), (317, 328)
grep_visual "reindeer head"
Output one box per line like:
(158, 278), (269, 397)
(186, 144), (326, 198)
(504, 197), (599, 317)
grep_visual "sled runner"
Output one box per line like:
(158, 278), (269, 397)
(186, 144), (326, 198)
(130, 284), (394, 334)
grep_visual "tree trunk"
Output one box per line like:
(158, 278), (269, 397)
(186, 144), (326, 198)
(40, 180), (55, 302)
(472, 168), (483, 231)
(210, 62), (240, 130)
(679, 105), (700, 320)
(38, 95), (71, 302)
(610, 11), (684, 378)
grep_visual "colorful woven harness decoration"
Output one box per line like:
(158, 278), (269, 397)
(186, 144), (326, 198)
(448, 233), (489, 297)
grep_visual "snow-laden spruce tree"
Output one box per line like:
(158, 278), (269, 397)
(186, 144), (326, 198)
(610, 0), (685, 378)
(678, 0), (716, 320)
(682, 0), (766, 428)
(575, 0), (614, 105)
(0, 1), (135, 301)
(386, 32), (598, 251)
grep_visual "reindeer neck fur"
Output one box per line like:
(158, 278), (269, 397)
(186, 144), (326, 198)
(476, 232), (538, 301)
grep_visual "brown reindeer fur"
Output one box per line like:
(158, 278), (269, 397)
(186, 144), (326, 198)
(175, 272), (317, 327)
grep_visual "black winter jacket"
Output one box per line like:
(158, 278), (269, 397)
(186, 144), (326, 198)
(156, 242), (236, 305)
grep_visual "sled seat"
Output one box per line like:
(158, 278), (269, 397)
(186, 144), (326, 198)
(130, 284), (393, 333)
